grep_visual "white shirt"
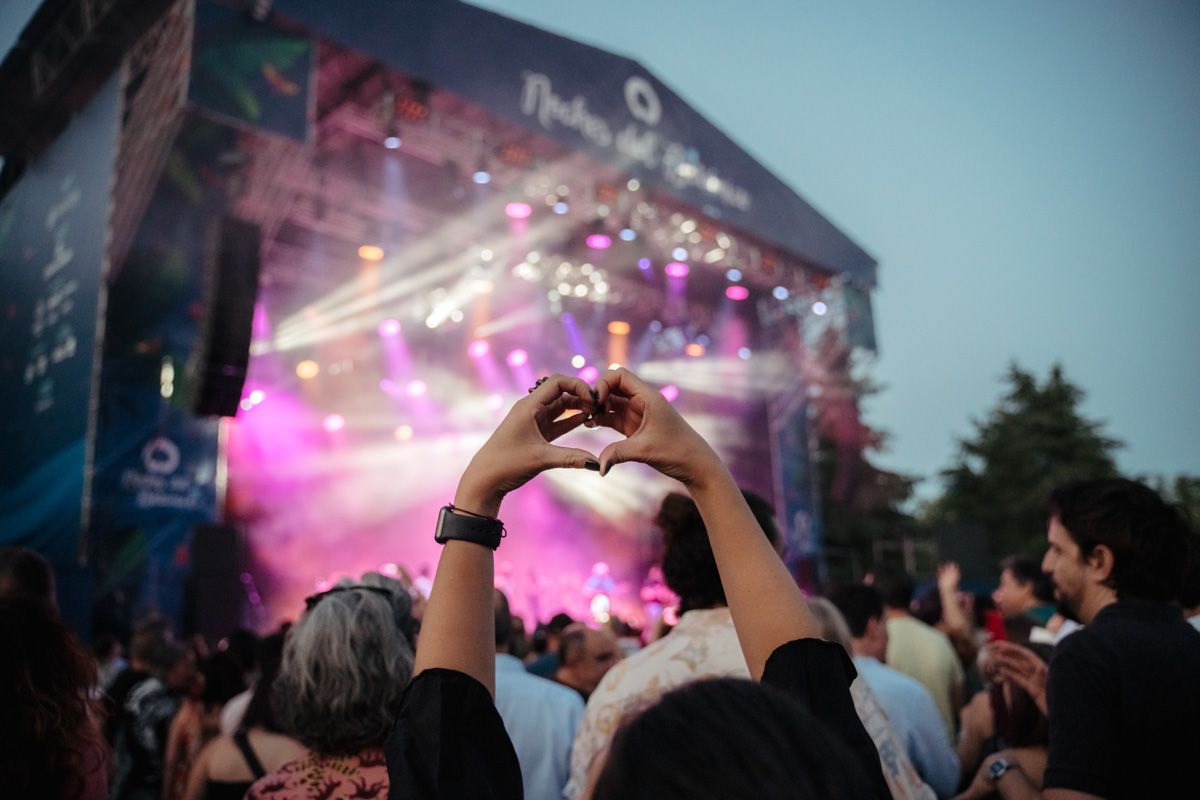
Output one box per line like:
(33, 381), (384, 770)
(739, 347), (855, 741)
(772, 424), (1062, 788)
(494, 653), (584, 800)
(855, 656), (961, 798)
(565, 607), (934, 800)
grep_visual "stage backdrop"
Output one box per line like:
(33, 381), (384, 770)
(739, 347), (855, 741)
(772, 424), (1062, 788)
(0, 73), (122, 629)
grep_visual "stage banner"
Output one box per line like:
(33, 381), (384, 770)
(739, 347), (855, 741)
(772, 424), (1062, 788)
(0, 73), (122, 627)
(270, 0), (875, 285)
(843, 281), (878, 354)
(190, 0), (314, 143)
(90, 114), (239, 633)
(771, 387), (823, 588)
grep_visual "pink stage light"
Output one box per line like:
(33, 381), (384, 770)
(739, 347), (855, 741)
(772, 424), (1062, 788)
(660, 384), (680, 402)
(505, 202), (533, 220)
(664, 261), (690, 278)
(506, 348), (528, 367)
(406, 379), (427, 397)
(585, 233), (612, 250)
(578, 365), (600, 383)
(468, 339), (490, 359)
(725, 285), (750, 301)
(323, 414), (345, 432)
(486, 393), (505, 410)
(378, 319), (402, 337)
(638, 258), (652, 271)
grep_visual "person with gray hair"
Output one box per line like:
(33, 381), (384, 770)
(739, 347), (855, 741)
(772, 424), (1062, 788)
(246, 573), (415, 800)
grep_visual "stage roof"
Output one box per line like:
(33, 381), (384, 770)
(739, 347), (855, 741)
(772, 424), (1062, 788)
(272, 0), (877, 287)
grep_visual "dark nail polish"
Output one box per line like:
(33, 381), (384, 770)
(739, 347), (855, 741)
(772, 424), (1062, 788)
(584, 459), (601, 471)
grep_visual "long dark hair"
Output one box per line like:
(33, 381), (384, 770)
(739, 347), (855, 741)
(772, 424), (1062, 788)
(593, 678), (878, 799)
(0, 597), (105, 797)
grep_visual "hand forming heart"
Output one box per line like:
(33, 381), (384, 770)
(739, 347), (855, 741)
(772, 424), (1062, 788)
(587, 367), (723, 485)
(454, 374), (601, 517)
(454, 367), (728, 520)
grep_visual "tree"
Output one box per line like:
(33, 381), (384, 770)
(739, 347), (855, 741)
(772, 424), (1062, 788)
(1155, 474), (1200, 533)
(930, 363), (1121, 559)
(809, 330), (919, 583)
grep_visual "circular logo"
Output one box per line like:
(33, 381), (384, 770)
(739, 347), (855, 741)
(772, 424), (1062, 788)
(624, 76), (662, 127)
(142, 437), (180, 475)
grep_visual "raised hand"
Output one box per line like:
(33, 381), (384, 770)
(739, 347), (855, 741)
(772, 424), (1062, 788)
(588, 367), (722, 485)
(988, 640), (1049, 716)
(937, 561), (961, 595)
(455, 374), (600, 517)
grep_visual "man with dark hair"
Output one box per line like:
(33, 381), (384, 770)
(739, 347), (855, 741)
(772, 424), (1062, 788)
(965, 478), (1200, 800)
(111, 640), (196, 800)
(492, 590), (584, 800)
(526, 611), (576, 678)
(553, 623), (619, 700)
(829, 584), (961, 798)
(874, 565), (964, 738)
(993, 555), (1056, 625)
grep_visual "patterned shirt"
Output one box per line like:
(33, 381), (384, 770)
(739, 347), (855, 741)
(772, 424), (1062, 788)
(565, 607), (935, 800)
(247, 747), (388, 800)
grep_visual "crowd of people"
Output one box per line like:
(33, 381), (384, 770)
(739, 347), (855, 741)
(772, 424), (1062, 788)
(4, 367), (1199, 799)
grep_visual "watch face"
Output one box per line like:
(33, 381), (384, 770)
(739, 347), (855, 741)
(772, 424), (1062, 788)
(988, 759), (1012, 782)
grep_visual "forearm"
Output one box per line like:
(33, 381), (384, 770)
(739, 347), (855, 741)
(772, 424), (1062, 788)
(995, 767), (1041, 800)
(411, 485), (499, 696)
(689, 461), (819, 680)
(940, 586), (971, 637)
(957, 728), (987, 774)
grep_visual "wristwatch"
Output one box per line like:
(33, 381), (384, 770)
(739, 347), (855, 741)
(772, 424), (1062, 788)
(987, 757), (1015, 783)
(434, 505), (505, 550)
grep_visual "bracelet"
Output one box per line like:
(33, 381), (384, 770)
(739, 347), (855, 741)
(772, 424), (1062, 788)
(446, 503), (499, 521)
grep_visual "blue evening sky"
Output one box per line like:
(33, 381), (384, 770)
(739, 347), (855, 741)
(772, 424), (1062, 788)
(474, 0), (1200, 495)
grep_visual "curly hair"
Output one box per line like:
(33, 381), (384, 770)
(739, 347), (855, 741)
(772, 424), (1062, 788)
(272, 576), (414, 755)
(657, 490), (780, 614)
(0, 597), (104, 797)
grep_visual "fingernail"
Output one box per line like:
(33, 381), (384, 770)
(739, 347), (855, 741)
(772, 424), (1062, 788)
(584, 459), (601, 471)
(599, 462), (609, 477)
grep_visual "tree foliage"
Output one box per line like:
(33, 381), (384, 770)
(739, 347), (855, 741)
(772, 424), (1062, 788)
(809, 331), (918, 581)
(931, 363), (1121, 558)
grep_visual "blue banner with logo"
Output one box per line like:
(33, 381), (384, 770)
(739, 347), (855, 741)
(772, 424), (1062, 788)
(0, 73), (122, 628)
(772, 387), (823, 588)
(89, 115), (238, 634)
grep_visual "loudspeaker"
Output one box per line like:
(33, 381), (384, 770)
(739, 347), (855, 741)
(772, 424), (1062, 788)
(185, 524), (245, 644)
(188, 216), (262, 416)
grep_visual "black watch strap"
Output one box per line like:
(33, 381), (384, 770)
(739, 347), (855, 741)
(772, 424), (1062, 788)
(435, 505), (505, 550)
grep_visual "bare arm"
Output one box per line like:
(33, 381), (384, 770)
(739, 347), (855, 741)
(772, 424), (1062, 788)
(937, 562), (973, 638)
(593, 367), (818, 679)
(180, 740), (211, 800)
(412, 375), (599, 696)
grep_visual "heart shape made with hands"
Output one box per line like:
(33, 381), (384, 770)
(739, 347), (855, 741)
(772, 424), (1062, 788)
(471, 368), (711, 504)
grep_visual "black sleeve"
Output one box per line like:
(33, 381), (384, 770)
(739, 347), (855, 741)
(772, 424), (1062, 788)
(761, 639), (892, 800)
(1043, 635), (1118, 796)
(384, 669), (523, 800)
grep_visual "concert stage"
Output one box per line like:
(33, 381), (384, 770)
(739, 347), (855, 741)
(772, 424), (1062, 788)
(0, 0), (877, 634)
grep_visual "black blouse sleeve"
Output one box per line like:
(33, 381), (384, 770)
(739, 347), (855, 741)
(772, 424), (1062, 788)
(384, 668), (523, 800)
(761, 639), (893, 799)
